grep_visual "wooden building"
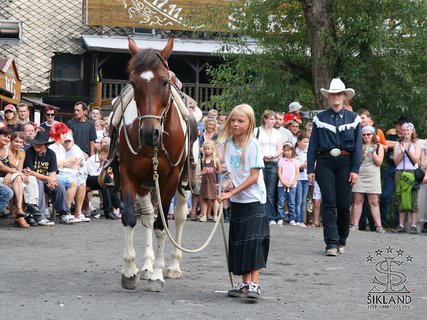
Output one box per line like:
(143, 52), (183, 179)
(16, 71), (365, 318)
(0, 0), (250, 119)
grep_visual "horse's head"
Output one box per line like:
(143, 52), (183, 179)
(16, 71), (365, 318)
(127, 38), (174, 147)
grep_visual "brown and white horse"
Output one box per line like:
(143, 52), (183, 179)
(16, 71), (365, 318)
(116, 38), (196, 291)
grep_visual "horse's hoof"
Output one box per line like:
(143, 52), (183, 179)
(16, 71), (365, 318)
(139, 269), (153, 280)
(146, 279), (165, 292)
(121, 274), (140, 290)
(166, 269), (182, 279)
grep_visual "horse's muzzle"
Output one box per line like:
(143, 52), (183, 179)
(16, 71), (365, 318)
(140, 124), (161, 146)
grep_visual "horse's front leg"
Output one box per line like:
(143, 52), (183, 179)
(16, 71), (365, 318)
(136, 193), (155, 280)
(120, 171), (140, 290)
(166, 191), (187, 279)
(148, 204), (168, 292)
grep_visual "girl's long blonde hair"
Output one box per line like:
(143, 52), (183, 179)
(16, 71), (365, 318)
(202, 139), (217, 161)
(219, 104), (256, 167)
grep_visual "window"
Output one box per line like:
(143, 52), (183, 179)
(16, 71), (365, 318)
(0, 20), (22, 41)
(52, 54), (82, 80)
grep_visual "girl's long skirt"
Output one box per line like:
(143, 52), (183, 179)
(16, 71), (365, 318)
(229, 201), (270, 276)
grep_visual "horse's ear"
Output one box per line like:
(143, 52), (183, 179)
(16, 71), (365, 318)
(128, 38), (139, 56)
(159, 37), (174, 61)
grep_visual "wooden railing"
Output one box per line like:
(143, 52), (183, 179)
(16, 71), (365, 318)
(101, 79), (223, 110)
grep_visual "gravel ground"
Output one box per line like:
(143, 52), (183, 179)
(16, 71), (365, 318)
(0, 216), (426, 320)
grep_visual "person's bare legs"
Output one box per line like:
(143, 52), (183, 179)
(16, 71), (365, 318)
(368, 194), (382, 228)
(66, 180), (77, 208)
(73, 184), (86, 217)
(350, 192), (364, 227)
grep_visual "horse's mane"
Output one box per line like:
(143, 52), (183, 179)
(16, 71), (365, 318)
(128, 49), (163, 75)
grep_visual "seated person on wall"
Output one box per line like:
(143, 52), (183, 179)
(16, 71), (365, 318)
(23, 131), (75, 225)
(85, 145), (122, 220)
(7, 131), (45, 226)
(0, 127), (29, 228)
(49, 124), (89, 223)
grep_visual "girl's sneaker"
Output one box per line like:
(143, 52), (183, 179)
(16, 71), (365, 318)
(290, 220), (297, 226)
(298, 223), (307, 228)
(376, 226), (386, 234)
(227, 282), (249, 298)
(247, 282), (261, 299)
(277, 220), (283, 226)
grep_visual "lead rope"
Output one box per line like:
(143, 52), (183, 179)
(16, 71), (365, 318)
(152, 147), (234, 287)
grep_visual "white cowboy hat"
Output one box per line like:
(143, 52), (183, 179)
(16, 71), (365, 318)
(320, 78), (355, 100)
(288, 101), (302, 112)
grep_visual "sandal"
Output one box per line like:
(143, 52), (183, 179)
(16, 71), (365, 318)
(15, 214), (30, 228)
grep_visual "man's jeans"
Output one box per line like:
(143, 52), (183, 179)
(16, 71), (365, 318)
(263, 161), (278, 222)
(379, 165), (396, 226)
(0, 184), (13, 212)
(278, 186), (296, 222)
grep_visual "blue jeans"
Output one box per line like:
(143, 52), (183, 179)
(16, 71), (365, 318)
(277, 186), (296, 221)
(379, 165), (396, 226)
(0, 184), (13, 212)
(296, 180), (310, 223)
(315, 154), (352, 250)
(263, 161), (278, 222)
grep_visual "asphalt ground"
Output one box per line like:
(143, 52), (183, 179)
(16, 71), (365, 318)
(0, 216), (426, 320)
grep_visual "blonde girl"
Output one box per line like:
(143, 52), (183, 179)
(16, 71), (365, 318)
(217, 103), (269, 300)
(277, 143), (300, 226)
(198, 140), (221, 222)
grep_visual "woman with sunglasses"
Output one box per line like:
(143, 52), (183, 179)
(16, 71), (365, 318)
(40, 106), (58, 135)
(349, 126), (385, 233)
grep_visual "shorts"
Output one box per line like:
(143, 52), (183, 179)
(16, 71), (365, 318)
(313, 180), (322, 200)
(58, 168), (87, 187)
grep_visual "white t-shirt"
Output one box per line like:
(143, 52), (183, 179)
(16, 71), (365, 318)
(296, 147), (308, 180)
(256, 127), (282, 159)
(278, 126), (293, 144)
(222, 137), (266, 204)
(48, 143), (66, 163)
(86, 154), (102, 176)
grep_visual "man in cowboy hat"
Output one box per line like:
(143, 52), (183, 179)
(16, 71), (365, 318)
(23, 130), (75, 224)
(307, 78), (362, 256)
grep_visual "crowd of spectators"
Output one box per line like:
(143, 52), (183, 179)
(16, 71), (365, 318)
(0, 103), (121, 227)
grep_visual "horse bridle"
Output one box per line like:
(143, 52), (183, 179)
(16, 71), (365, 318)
(120, 51), (190, 169)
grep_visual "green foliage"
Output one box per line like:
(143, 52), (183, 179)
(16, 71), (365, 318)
(205, 0), (426, 133)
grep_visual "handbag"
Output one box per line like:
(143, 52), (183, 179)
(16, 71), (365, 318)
(403, 149), (425, 190)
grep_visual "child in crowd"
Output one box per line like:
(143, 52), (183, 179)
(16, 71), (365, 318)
(277, 143), (300, 226)
(217, 103), (270, 300)
(295, 134), (309, 227)
(198, 139), (221, 222)
(95, 119), (106, 142)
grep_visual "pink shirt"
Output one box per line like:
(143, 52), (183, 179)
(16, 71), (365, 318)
(278, 157), (300, 187)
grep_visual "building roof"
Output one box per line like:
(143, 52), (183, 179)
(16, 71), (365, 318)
(0, 0), (129, 93)
(82, 34), (259, 56)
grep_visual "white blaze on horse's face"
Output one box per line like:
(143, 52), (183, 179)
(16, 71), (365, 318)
(140, 71), (155, 82)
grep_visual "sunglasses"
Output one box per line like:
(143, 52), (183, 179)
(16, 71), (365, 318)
(45, 113), (55, 116)
(362, 133), (372, 136)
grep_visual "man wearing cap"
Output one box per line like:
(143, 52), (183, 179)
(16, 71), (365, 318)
(23, 131), (75, 224)
(307, 78), (362, 257)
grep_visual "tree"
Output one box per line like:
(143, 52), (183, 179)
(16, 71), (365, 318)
(204, 0), (426, 133)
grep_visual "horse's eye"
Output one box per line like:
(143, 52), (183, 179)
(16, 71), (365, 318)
(162, 79), (169, 88)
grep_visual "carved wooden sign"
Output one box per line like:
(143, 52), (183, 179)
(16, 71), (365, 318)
(86, 0), (230, 30)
